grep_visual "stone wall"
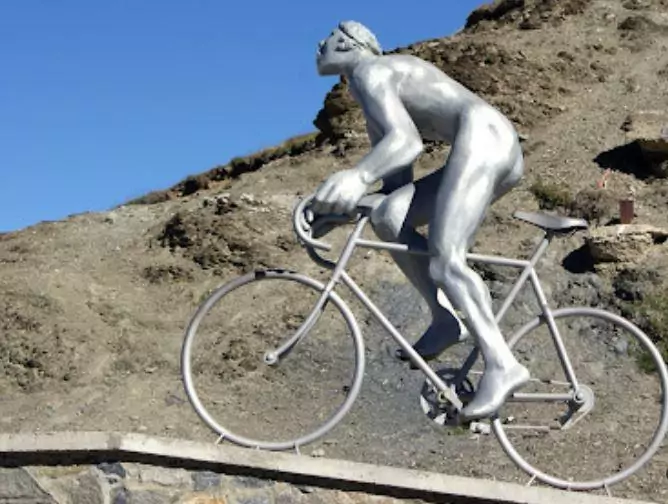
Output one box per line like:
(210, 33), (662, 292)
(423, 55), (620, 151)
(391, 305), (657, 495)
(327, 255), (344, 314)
(0, 432), (651, 504)
(0, 463), (427, 504)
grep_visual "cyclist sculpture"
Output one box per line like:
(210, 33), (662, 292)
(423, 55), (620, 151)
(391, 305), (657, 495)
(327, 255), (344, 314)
(311, 20), (530, 420)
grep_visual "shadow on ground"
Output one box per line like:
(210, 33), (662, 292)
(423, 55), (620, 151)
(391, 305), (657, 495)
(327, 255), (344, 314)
(593, 141), (652, 180)
(562, 244), (596, 274)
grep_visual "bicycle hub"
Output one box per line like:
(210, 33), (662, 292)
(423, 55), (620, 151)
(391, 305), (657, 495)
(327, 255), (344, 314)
(263, 352), (279, 366)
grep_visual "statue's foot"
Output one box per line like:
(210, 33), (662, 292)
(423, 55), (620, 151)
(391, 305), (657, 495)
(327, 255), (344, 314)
(396, 318), (468, 368)
(459, 362), (530, 421)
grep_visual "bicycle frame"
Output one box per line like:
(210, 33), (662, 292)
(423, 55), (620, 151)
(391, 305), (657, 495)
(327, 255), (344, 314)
(275, 195), (581, 414)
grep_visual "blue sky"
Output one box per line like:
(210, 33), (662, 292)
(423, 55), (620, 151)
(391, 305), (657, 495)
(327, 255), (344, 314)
(1, 1), (484, 232)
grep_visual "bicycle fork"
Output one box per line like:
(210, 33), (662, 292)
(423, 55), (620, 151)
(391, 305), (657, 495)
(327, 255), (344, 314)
(262, 216), (367, 366)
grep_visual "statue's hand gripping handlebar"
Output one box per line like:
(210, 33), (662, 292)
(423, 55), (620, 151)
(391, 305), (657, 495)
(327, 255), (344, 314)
(292, 192), (385, 253)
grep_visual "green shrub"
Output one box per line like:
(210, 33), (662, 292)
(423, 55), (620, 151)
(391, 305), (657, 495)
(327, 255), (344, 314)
(627, 287), (668, 371)
(529, 179), (574, 210)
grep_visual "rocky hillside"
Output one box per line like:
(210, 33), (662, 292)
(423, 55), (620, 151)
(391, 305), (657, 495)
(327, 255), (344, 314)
(2, 0), (668, 501)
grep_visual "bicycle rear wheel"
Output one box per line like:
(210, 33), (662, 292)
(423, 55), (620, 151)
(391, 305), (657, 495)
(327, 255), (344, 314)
(492, 307), (668, 491)
(181, 268), (365, 451)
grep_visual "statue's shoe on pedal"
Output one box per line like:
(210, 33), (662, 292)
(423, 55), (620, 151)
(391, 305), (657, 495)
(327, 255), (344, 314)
(397, 292), (470, 369)
(459, 362), (530, 421)
(395, 323), (468, 369)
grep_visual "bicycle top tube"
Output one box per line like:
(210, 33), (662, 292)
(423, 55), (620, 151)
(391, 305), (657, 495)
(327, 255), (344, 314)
(293, 191), (532, 260)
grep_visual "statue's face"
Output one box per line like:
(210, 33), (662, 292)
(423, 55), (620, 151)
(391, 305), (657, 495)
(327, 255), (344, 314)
(316, 27), (354, 76)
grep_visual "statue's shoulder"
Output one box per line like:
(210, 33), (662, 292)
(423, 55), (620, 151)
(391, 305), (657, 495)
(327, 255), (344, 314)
(355, 53), (437, 79)
(350, 54), (413, 86)
(351, 57), (389, 79)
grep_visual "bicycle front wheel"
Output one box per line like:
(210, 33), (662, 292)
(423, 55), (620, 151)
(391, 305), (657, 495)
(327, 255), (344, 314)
(492, 307), (668, 491)
(181, 269), (365, 451)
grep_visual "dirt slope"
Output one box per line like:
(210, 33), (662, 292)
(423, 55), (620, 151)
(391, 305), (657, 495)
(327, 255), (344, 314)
(2, 0), (668, 501)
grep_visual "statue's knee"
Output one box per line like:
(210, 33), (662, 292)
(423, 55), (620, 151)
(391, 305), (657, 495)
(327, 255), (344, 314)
(429, 253), (466, 286)
(370, 199), (402, 241)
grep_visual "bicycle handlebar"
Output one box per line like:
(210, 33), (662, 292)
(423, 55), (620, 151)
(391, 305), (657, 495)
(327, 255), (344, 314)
(292, 192), (384, 253)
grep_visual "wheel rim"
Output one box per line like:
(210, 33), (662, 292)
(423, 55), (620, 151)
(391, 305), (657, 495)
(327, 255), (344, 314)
(493, 307), (668, 490)
(181, 269), (366, 451)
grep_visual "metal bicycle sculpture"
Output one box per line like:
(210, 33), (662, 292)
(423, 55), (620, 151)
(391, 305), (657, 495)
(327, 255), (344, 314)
(181, 192), (668, 492)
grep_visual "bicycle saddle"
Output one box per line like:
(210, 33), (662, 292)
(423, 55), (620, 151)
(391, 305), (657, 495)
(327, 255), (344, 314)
(513, 210), (588, 233)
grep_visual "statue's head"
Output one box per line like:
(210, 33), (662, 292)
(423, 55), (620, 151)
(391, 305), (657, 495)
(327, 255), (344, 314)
(316, 21), (382, 76)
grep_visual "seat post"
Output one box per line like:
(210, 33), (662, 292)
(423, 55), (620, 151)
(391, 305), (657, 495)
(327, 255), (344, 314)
(527, 231), (553, 265)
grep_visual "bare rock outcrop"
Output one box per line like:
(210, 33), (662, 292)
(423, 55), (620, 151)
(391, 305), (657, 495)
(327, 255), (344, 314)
(586, 223), (668, 263)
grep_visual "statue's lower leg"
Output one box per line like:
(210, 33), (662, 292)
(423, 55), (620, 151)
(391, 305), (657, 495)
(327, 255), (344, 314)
(432, 258), (529, 420)
(377, 231), (469, 363)
(370, 176), (469, 365)
(395, 290), (468, 365)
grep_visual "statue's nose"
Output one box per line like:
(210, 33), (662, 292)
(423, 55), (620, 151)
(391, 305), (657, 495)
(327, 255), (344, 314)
(318, 40), (325, 50)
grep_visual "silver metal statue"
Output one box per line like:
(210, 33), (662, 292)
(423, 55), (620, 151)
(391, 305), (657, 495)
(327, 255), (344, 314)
(311, 20), (530, 420)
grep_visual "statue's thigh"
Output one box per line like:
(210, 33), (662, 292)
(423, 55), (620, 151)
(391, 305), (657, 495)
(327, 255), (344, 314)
(428, 148), (506, 252)
(374, 169), (443, 231)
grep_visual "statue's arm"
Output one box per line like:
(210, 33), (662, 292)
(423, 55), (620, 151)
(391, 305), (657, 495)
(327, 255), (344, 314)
(366, 120), (414, 193)
(350, 65), (423, 186)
